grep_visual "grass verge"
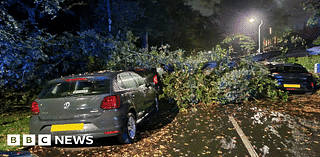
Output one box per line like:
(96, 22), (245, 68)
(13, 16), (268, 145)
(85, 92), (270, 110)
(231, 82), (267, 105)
(287, 55), (320, 72)
(0, 111), (31, 151)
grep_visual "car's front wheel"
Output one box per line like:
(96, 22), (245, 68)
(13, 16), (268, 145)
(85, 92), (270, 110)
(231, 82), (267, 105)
(118, 112), (136, 144)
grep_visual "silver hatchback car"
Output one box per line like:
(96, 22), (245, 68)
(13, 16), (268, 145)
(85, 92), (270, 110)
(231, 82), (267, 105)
(29, 71), (159, 144)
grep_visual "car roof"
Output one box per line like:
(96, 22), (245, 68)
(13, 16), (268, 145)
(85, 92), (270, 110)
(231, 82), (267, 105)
(268, 63), (303, 67)
(47, 71), (128, 83)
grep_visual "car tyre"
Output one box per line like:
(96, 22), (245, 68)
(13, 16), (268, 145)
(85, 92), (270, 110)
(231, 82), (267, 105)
(118, 112), (136, 144)
(304, 91), (313, 95)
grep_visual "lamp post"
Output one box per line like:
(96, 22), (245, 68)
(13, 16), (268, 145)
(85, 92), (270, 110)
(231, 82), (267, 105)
(249, 18), (263, 54)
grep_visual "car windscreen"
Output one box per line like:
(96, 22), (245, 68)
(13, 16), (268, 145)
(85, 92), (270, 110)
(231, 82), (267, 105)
(202, 62), (217, 70)
(271, 65), (309, 73)
(38, 79), (110, 98)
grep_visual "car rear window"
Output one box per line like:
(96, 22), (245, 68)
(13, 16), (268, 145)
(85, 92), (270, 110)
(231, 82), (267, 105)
(202, 63), (217, 70)
(38, 78), (110, 98)
(271, 65), (309, 73)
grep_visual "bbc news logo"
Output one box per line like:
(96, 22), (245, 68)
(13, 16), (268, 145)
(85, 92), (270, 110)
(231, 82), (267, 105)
(7, 134), (93, 146)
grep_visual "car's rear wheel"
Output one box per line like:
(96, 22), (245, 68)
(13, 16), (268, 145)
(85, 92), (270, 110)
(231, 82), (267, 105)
(118, 112), (136, 144)
(305, 91), (313, 95)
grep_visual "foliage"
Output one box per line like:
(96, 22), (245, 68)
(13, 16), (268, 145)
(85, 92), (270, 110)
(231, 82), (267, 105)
(221, 34), (256, 55)
(158, 35), (289, 108)
(266, 8), (291, 36)
(312, 36), (320, 45)
(0, 12), (53, 92)
(161, 69), (195, 108)
(0, 0), (143, 35)
(159, 49), (214, 108)
(78, 0), (144, 35)
(160, 48), (289, 108)
(8, 0), (222, 53)
(0, 20), (138, 91)
(301, 0), (320, 26)
(215, 57), (288, 104)
(0, 0), (141, 107)
(0, 0), (290, 110)
(287, 55), (320, 72)
(134, 0), (221, 53)
(277, 29), (307, 53)
(0, 89), (40, 114)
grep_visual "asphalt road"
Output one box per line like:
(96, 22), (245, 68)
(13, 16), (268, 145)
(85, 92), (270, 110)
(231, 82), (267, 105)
(27, 96), (320, 157)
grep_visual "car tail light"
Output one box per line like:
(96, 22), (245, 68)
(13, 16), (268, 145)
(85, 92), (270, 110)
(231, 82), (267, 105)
(311, 82), (314, 88)
(101, 95), (120, 110)
(66, 78), (87, 81)
(134, 68), (145, 72)
(303, 73), (312, 76)
(104, 130), (119, 134)
(31, 101), (40, 115)
(153, 75), (158, 84)
(271, 73), (279, 77)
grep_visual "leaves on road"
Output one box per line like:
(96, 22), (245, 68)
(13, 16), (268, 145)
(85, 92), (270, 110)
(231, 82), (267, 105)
(28, 93), (320, 156)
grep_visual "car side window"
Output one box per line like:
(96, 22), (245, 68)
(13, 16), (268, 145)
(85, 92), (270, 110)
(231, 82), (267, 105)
(130, 72), (145, 87)
(291, 66), (308, 73)
(117, 75), (125, 89)
(118, 72), (137, 89)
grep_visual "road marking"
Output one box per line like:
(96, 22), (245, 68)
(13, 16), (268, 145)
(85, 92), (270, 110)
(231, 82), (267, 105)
(229, 116), (259, 157)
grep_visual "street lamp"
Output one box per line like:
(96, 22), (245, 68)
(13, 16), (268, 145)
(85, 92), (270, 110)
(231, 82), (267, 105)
(249, 18), (263, 54)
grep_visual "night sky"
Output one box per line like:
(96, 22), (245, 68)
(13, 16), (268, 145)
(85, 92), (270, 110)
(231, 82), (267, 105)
(189, 0), (312, 35)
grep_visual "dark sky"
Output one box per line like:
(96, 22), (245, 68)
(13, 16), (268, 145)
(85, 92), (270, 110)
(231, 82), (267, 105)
(188, 0), (312, 34)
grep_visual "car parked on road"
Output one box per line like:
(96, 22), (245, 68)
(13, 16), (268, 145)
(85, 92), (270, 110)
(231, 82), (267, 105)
(267, 63), (316, 95)
(29, 71), (159, 144)
(201, 59), (238, 75)
(130, 67), (163, 94)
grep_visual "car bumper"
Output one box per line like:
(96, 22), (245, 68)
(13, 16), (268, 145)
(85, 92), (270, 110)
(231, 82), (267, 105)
(29, 110), (126, 140)
(279, 82), (315, 93)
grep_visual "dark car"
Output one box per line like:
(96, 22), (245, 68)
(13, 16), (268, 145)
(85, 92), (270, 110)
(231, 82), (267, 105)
(29, 71), (159, 144)
(130, 67), (163, 94)
(0, 151), (36, 157)
(202, 60), (238, 75)
(267, 63), (316, 95)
